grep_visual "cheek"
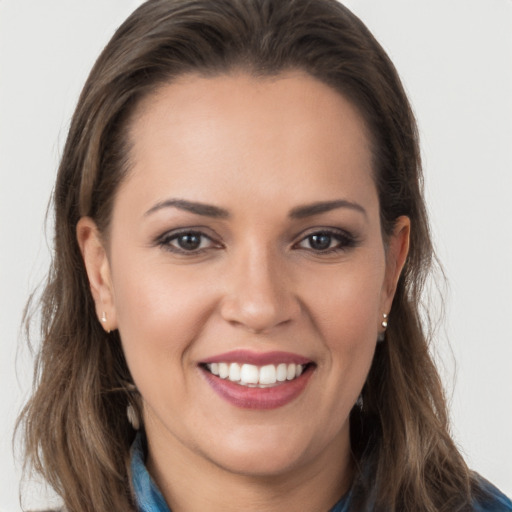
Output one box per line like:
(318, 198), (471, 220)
(301, 253), (385, 410)
(109, 254), (215, 384)
(303, 256), (385, 348)
(111, 246), (211, 334)
(111, 270), (213, 421)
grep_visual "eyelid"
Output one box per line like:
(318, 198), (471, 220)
(153, 225), (359, 255)
(292, 227), (359, 251)
(155, 227), (223, 254)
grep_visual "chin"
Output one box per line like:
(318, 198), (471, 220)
(207, 447), (305, 478)
(198, 425), (321, 478)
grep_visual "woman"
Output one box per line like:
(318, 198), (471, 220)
(17, 0), (512, 511)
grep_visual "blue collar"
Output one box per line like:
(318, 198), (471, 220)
(130, 433), (170, 512)
(130, 432), (350, 511)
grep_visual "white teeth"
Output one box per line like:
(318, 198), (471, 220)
(276, 363), (287, 382)
(205, 361), (307, 387)
(259, 364), (277, 385)
(218, 362), (229, 379)
(229, 362), (241, 381)
(287, 363), (296, 380)
(240, 364), (259, 384)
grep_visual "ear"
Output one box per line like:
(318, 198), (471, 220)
(380, 216), (410, 314)
(76, 217), (117, 332)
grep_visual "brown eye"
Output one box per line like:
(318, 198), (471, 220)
(157, 230), (219, 254)
(175, 233), (203, 251)
(296, 229), (358, 254)
(307, 233), (333, 251)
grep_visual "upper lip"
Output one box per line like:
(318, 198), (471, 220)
(201, 350), (312, 366)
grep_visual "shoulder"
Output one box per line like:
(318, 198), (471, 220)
(473, 477), (512, 511)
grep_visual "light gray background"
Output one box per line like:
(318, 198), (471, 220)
(1, 1), (511, 510)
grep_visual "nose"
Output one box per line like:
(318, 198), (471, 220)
(219, 244), (301, 334)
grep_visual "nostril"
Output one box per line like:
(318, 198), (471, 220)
(220, 293), (298, 333)
(219, 256), (301, 332)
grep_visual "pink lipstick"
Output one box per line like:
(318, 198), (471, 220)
(199, 350), (314, 409)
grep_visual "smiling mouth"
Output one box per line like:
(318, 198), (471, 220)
(201, 362), (313, 388)
(199, 353), (315, 409)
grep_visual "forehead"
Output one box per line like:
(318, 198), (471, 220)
(120, 71), (376, 214)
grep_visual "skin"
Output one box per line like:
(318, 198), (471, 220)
(78, 72), (409, 512)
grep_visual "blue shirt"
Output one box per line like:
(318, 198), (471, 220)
(130, 434), (511, 511)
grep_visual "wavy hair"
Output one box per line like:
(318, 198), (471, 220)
(18, 0), (486, 510)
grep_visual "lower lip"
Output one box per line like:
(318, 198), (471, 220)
(201, 366), (314, 410)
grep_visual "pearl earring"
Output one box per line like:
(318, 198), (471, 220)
(377, 313), (388, 342)
(100, 311), (111, 333)
(127, 404), (140, 430)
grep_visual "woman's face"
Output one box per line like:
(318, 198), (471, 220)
(79, 72), (408, 481)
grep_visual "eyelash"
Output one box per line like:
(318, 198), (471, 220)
(156, 229), (221, 254)
(155, 228), (359, 255)
(294, 228), (359, 254)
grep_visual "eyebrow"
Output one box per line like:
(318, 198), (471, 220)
(289, 200), (367, 219)
(144, 198), (367, 220)
(144, 199), (230, 218)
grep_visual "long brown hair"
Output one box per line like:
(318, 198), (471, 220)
(18, 0), (485, 510)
